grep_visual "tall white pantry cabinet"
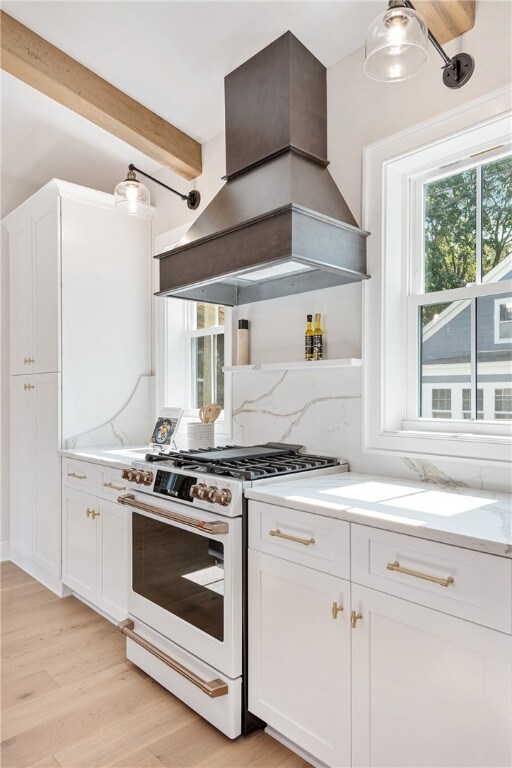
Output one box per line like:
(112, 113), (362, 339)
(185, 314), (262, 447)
(4, 180), (152, 593)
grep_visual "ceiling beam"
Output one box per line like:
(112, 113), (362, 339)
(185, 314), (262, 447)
(0, 11), (202, 180)
(413, 1), (475, 45)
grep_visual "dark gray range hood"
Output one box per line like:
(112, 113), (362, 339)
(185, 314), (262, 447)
(156, 32), (369, 306)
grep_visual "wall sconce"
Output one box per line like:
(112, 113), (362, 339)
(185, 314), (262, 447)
(364, 0), (474, 88)
(114, 164), (201, 214)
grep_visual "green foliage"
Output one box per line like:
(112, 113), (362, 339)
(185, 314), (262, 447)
(424, 155), (512, 292)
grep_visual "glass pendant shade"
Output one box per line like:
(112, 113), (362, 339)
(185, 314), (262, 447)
(114, 173), (150, 214)
(364, 4), (428, 82)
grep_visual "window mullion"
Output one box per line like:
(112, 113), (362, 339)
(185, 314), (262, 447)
(476, 164), (483, 283)
(470, 297), (477, 420)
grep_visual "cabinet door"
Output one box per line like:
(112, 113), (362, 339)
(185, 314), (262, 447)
(62, 488), (98, 602)
(351, 584), (512, 768)
(96, 498), (128, 620)
(32, 374), (61, 577)
(32, 201), (60, 374)
(10, 217), (34, 375)
(10, 376), (36, 557)
(249, 549), (351, 767)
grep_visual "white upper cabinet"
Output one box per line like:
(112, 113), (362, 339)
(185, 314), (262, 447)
(8, 187), (60, 376)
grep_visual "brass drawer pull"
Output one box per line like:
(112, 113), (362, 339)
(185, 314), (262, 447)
(117, 620), (228, 698)
(103, 482), (127, 491)
(117, 494), (229, 535)
(269, 529), (315, 546)
(23, 383), (34, 390)
(387, 560), (454, 588)
(332, 602), (344, 620)
(67, 471), (87, 480)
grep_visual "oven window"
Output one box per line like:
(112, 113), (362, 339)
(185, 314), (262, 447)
(132, 513), (224, 641)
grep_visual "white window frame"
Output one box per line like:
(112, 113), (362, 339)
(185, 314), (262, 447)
(495, 297), (512, 344)
(363, 87), (512, 465)
(154, 225), (232, 440)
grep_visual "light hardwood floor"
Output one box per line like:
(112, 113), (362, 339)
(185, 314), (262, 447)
(1, 562), (310, 768)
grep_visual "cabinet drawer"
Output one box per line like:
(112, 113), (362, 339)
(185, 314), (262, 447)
(62, 458), (100, 494)
(351, 525), (512, 633)
(248, 500), (350, 578)
(100, 468), (129, 499)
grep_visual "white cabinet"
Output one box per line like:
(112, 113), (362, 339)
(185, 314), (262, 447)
(10, 374), (61, 581)
(249, 550), (351, 767)
(62, 488), (98, 602)
(9, 190), (60, 376)
(351, 584), (512, 768)
(4, 180), (151, 592)
(96, 498), (128, 619)
(62, 481), (128, 621)
(248, 500), (512, 768)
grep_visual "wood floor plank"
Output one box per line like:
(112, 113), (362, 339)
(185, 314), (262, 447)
(1, 563), (308, 768)
(111, 747), (166, 768)
(0, 669), (60, 710)
(0, 561), (34, 589)
(53, 698), (196, 768)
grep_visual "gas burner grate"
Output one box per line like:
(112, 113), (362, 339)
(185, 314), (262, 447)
(145, 446), (340, 480)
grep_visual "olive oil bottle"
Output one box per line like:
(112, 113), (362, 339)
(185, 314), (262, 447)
(305, 314), (314, 361)
(312, 313), (323, 360)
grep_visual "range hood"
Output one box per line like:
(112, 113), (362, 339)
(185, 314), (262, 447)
(156, 32), (369, 306)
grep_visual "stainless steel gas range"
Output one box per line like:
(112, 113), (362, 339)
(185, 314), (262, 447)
(116, 443), (348, 738)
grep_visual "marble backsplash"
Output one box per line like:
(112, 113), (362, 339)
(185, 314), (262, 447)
(63, 375), (155, 450)
(231, 367), (512, 494)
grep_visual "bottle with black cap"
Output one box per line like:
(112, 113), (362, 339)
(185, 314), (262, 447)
(237, 319), (250, 365)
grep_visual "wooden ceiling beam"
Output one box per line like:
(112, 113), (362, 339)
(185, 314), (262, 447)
(412, 1), (475, 45)
(0, 11), (202, 180)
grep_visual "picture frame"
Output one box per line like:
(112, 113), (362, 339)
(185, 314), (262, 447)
(149, 407), (183, 452)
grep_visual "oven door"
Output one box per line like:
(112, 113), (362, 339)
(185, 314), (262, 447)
(120, 493), (242, 679)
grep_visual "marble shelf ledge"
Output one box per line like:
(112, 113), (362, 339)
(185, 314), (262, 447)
(223, 358), (362, 373)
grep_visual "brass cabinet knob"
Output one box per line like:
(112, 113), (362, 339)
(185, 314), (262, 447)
(23, 383), (35, 390)
(86, 508), (100, 519)
(332, 602), (344, 620)
(351, 610), (363, 629)
(23, 357), (35, 364)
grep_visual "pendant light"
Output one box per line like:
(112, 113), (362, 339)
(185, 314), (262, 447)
(364, 0), (475, 88)
(114, 164), (201, 215)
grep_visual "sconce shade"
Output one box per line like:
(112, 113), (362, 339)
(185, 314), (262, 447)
(364, 4), (428, 82)
(114, 171), (150, 214)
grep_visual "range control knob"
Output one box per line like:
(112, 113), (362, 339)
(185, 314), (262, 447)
(207, 487), (233, 506)
(217, 488), (232, 507)
(134, 471), (144, 484)
(142, 471), (154, 486)
(207, 486), (219, 502)
(190, 483), (208, 500)
(121, 468), (134, 482)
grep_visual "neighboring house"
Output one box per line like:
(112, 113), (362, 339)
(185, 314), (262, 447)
(421, 257), (512, 420)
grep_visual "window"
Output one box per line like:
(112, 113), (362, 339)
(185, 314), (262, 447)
(186, 303), (226, 410)
(155, 226), (232, 439)
(462, 388), (483, 419)
(363, 92), (512, 463)
(417, 155), (512, 424)
(431, 389), (451, 419)
(495, 388), (512, 420)
(495, 298), (512, 343)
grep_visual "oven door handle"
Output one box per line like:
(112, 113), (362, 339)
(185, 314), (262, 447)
(117, 493), (229, 534)
(117, 620), (229, 698)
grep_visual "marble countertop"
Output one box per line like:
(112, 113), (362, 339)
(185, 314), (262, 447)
(59, 446), (148, 470)
(246, 472), (512, 558)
